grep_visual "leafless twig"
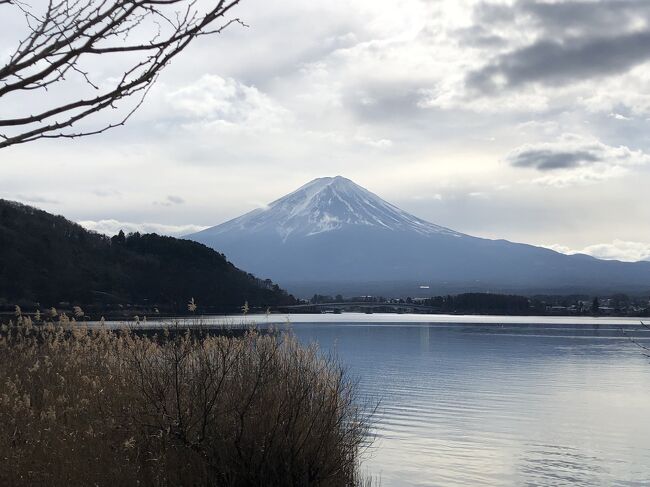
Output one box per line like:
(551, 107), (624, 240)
(620, 321), (650, 357)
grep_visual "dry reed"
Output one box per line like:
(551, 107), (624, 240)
(0, 315), (373, 486)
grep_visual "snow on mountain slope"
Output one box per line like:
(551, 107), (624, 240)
(198, 176), (462, 241)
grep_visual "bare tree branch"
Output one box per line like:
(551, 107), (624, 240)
(620, 321), (650, 358)
(0, 0), (245, 149)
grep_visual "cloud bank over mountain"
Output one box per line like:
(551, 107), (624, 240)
(546, 240), (650, 263)
(79, 220), (208, 237)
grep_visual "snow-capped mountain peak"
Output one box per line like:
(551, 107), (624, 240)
(188, 176), (650, 296)
(200, 176), (461, 240)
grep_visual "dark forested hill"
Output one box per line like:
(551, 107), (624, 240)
(0, 199), (296, 313)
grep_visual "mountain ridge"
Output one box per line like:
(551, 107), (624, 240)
(188, 177), (650, 297)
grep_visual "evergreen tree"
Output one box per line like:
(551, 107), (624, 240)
(592, 297), (600, 314)
(111, 230), (126, 245)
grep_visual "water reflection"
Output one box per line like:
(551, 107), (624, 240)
(290, 323), (650, 487)
(419, 325), (429, 350)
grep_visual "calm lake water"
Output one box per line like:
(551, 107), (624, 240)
(277, 316), (650, 486)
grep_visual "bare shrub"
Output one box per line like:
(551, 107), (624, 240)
(0, 317), (372, 486)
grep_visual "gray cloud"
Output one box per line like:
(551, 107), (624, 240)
(454, 25), (507, 48)
(509, 149), (600, 171)
(474, 0), (650, 34)
(468, 31), (650, 91)
(519, 0), (650, 36)
(166, 195), (185, 205)
(467, 0), (650, 92)
(472, 2), (516, 25)
(345, 83), (427, 123)
(153, 195), (186, 207)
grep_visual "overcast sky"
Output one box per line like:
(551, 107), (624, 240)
(2, 0), (650, 262)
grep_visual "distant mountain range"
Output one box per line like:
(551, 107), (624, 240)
(189, 176), (650, 297)
(0, 199), (295, 313)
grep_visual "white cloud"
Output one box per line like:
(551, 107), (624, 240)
(609, 113), (632, 121)
(165, 74), (290, 132)
(353, 134), (393, 149)
(578, 63), (650, 116)
(545, 240), (650, 263)
(78, 219), (208, 237)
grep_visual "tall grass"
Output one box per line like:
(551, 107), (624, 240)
(0, 315), (373, 486)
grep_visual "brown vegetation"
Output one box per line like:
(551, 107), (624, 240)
(0, 313), (372, 486)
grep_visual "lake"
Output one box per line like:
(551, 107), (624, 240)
(274, 315), (650, 486)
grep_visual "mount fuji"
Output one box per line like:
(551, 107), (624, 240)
(188, 176), (650, 296)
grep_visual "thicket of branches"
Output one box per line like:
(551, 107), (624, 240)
(0, 315), (374, 486)
(0, 0), (243, 148)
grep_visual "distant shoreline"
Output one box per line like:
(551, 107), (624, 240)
(80, 312), (649, 329)
(3, 311), (647, 329)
